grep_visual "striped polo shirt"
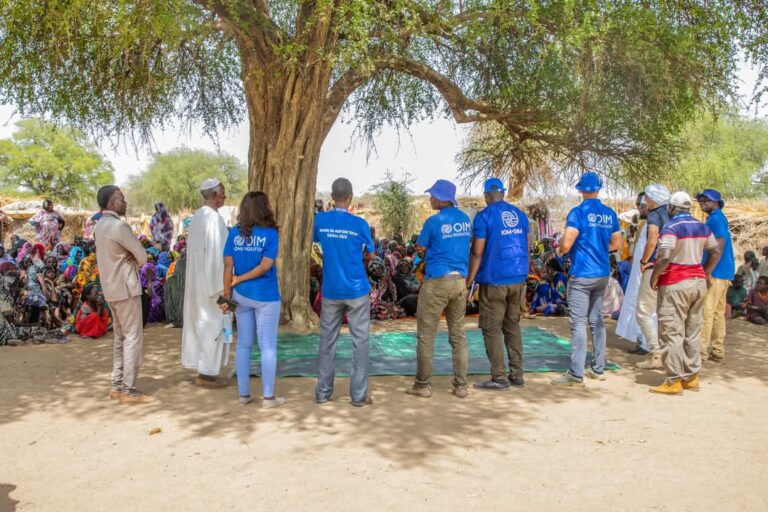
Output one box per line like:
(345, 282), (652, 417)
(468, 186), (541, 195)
(657, 213), (718, 286)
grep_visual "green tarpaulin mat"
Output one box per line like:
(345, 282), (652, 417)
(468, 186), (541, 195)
(249, 326), (620, 377)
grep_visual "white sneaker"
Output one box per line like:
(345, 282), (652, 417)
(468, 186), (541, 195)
(238, 396), (253, 406)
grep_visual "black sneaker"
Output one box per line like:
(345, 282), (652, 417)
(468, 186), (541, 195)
(508, 374), (525, 388)
(473, 379), (511, 391)
(627, 346), (650, 356)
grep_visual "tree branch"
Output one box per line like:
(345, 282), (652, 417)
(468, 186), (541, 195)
(190, 0), (283, 62)
(379, 57), (534, 125)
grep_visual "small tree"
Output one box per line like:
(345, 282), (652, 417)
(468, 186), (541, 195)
(0, 119), (114, 205)
(671, 114), (768, 198)
(125, 148), (248, 213)
(370, 172), (415, 239)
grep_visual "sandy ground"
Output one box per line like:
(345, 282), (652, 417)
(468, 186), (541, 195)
(1, 316), (767, 512)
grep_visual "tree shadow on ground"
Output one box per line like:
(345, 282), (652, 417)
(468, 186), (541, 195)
(0, 316), (764, 469)
(0, 484), (19, 512)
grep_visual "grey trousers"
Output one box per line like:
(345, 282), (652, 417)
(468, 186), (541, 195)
(567, 277), (609, 378)
(316, 294), (371, 403)
(109, 295), (144, 395)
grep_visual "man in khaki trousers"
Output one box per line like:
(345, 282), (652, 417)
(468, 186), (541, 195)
(406, 180), (472, 399)
(649, 192), (722, 395)
(696, 189), (735, 363)
(94, 185), (155, 404)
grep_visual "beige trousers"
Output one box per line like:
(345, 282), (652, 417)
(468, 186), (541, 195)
(700, 277), (729, 359)
(636, 269), (659, 352)
(109, 296), (144, 395)
(657, 279), (707, 383)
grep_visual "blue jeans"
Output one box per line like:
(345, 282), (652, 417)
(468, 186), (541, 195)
(316, 294), (370, 403)
(567, 277), (609, 378)
(233, 291), (281, 398)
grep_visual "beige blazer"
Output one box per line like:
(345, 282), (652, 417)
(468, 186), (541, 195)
(94, 211), (147, 303)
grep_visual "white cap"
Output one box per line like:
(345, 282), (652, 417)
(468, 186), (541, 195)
(200, 178), (221, 192)
(669, 191), (692, 208)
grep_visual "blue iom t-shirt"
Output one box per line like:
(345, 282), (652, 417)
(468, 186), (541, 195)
(223, 225), (280, 302)
(566, 199), (620, 278)
(704, 208), (735, 280)
(473, 201), (530, 285)
(313, 209), (375, 300)
(417, 207), (471, 279)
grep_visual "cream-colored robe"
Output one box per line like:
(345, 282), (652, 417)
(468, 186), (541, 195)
(181, 206), (228, 375)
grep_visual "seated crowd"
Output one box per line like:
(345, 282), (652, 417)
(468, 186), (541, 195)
(0, 203), (189, 345)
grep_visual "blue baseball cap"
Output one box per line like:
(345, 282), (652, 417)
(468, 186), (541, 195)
(484, 178), (506, 193)
(575, 172), (603, 192)
(695, 189), (724, 208)
(425, 179), (458, 206)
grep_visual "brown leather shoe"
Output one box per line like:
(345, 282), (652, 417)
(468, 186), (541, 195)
(108, 389), (121, 400)
(117, 392), (157, 404)
(195, 377), (228, 388)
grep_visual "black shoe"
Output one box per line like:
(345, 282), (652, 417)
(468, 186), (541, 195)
(508, 374), (525, 388)
(473, 379), (511, 391)
(627, 346), (649, 356)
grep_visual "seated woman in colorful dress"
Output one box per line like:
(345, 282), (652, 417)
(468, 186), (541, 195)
(75, 283), (110, 338)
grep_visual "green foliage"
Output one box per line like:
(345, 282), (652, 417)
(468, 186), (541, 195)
(370, 171), (415, 238)
(124, 148), (247, 213)
(670, 114), (768, 198)
(0, 118), (114, 204)
(0, 0), (243, 141)
(1, 1), (765, 170)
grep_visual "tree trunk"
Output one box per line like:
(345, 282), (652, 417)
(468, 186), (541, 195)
(242, 58), (332, 329)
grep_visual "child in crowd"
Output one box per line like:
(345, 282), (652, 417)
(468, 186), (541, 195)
(726, 274), (748, 319)
(745, 276), (768, 325)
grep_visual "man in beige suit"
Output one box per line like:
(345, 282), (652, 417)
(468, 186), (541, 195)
(94, 185), (155, 404)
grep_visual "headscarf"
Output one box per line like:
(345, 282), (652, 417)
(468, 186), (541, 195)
(155, 251), (171, 280)
(31, 243), (46, 261)
(16, 242), (32, 263)
(54, 243), (71, 263)
(140, 262), (157, 289)
(76, 253), (99, 288)
(157, 251), (172, 268)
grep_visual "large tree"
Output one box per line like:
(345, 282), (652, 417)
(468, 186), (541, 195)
(1, 1), (765, 326)
(125, 148), (248, 213)
(0, 119), (114, 204)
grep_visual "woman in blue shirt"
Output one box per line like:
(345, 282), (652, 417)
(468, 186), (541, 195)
(223, 192), (285, 409)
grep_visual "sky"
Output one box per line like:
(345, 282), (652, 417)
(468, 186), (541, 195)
(0, 61), (764, 198)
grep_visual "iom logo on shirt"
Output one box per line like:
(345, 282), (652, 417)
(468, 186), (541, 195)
(501, 210), (523, 235)
(502, 211), (519, 228)
(234, 235), (267, 252)
(587, 213), (614, 229)
(440, 221), (471, 239)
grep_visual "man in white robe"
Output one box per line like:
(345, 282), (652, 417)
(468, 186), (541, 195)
(616, 193), (655, 354)
(181, 179), (229, 386)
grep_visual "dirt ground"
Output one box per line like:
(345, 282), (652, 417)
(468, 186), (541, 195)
(1, 316), (767, 512)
